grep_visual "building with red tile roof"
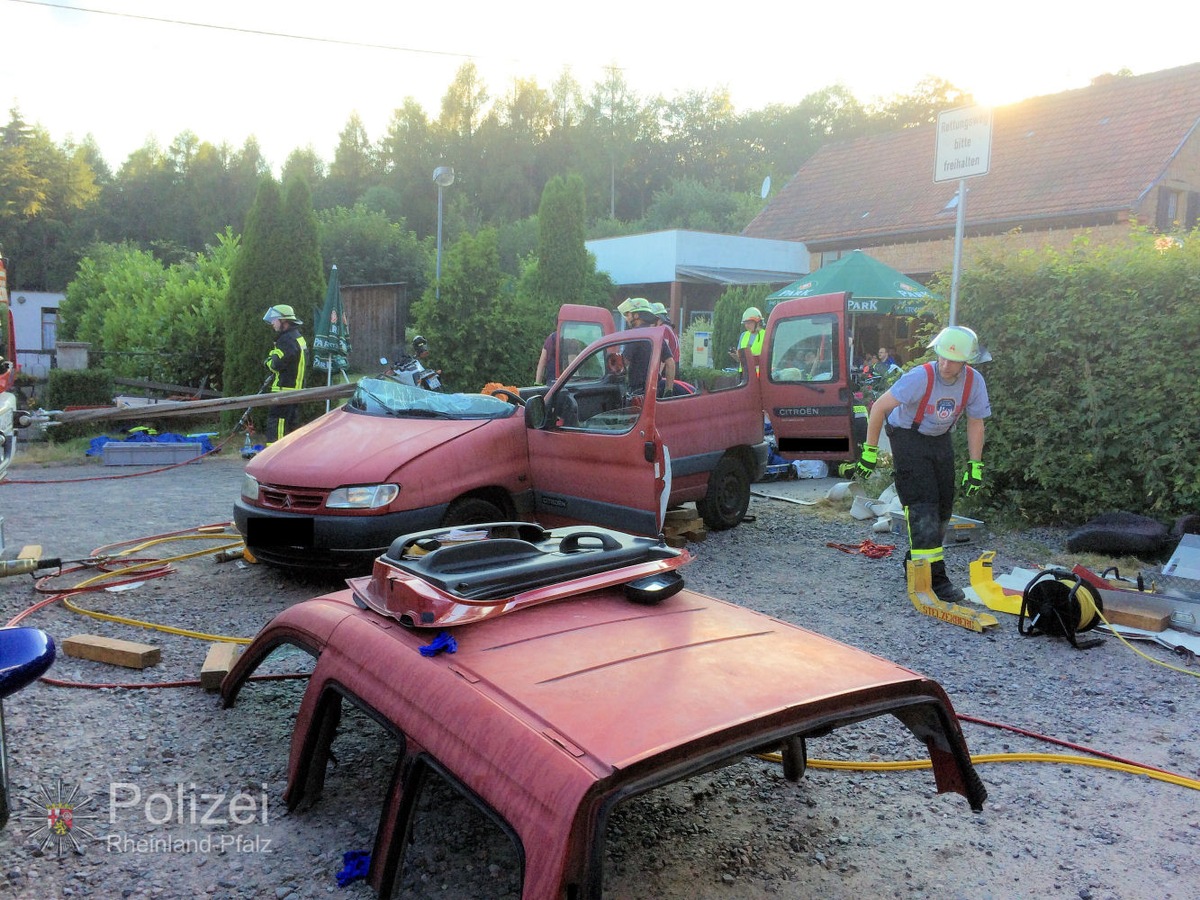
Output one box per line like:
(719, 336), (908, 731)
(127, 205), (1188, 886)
(744, 63), (1200, 281)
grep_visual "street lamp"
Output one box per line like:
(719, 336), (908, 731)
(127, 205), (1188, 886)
(433, 166), (455, 298)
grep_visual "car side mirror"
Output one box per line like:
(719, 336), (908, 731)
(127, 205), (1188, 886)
(524, 395), (548, 429)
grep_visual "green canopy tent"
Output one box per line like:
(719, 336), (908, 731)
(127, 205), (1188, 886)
(765, 250), (935, 363)
(312, 264), (351, 410)
(765, 250), (934, 315)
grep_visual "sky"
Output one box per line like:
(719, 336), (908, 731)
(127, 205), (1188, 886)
(5, 0), (1200, 174)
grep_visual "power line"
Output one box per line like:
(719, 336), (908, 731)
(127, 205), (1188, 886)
(7, 0), (475, 61)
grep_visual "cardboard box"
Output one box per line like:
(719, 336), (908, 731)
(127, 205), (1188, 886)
(102, 442), (204, 466)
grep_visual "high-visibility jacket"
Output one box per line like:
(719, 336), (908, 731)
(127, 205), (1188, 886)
(738, 328), (764, 356)
(267, 325), (308, 392)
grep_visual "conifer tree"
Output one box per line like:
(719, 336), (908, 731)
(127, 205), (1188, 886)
(222, 176), (323, 410)
(535, 174), (588, 307)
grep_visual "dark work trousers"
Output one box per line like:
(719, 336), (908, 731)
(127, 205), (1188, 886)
(265, 394), (300, 443)
(887, 424), (956, 554)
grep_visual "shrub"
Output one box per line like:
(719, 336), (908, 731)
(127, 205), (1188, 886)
(46, 369), (115, 409)
(955, 228), (1200, 524)
(44, 369), (116, 443)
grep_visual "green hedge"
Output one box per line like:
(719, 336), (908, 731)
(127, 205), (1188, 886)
(44, 369), (117, 443)
(46, 369), (115, 409)
(954, 229), (1200, 524)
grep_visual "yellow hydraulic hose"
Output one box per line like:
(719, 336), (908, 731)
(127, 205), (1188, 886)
(46, 530), (252, 645)
(758, 751), (1200, 791)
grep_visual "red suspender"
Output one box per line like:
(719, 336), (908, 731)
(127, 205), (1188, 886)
(912, 363), (936, 427)
(911, 362), (974, 428)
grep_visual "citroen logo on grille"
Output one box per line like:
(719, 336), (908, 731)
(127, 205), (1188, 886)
(282, 494), (293, 509)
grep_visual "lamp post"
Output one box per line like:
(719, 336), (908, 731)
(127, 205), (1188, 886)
(432, 166), (455, 298)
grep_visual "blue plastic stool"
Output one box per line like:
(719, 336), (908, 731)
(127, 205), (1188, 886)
(0, 627), (55, 829)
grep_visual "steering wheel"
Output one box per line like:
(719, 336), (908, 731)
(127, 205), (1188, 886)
(490, 388), (525, 407)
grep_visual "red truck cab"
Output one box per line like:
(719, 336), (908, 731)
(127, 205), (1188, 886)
(235, 308), (768, 571)
(235, 294), (868, 573)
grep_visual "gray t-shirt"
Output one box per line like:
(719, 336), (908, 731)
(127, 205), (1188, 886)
(886, 363), (991, 436)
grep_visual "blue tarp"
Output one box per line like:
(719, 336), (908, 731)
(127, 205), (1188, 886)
(86, 431), (216, 457)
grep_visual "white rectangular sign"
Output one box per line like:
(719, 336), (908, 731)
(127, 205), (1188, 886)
(934, 106), (993, 183)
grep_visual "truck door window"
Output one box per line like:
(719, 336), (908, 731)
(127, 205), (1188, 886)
(559, 321), (604, 374)
(399, 759), (523, 897)
(770, 314), (841, 383)
(552, 339), (651, 433)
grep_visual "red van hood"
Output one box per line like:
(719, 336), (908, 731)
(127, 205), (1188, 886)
(247, 408), (495, 488)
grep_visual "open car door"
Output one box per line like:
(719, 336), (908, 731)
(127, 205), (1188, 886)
(761, 292), (856, 464)
(526, 327), (669, 536)
(0, 258), (18, 479)
(550, 304), (616, 382)
(0, 258), (14, 395)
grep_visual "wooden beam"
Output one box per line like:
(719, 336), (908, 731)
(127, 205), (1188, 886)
(52, 381), (357, 426)
(62, 634), (161, 669)
(200, 642), (241, 691)
(113, 377), (222, 399)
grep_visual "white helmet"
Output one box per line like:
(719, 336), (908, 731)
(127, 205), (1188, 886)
(929, 326), (980, 362)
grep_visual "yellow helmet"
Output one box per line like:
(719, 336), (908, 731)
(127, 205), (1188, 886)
(617, 297), (654, 315)
(263, 304), (302, 325)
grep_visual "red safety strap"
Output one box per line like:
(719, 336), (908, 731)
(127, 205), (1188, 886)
(826, 540), (895, 559)
(911, 362), (974, 427)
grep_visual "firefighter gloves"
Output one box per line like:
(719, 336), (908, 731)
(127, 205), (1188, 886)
(962, 460), (984, 496)
(853, 444), (879, 480)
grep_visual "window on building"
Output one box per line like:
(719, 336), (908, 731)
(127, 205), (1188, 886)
(40, 308), (58, 351)
(1156, 188), (1184, 230)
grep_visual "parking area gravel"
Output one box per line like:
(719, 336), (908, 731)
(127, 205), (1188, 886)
(0, 454), (1197, 899)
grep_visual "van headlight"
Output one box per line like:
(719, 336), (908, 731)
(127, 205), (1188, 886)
(327, 484), (400, 509)
(240, 474), (260, 502)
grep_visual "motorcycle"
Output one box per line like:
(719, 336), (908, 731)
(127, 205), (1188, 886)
(381, 335), (442, 391)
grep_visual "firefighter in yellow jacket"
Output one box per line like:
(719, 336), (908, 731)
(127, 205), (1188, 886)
(262, 304), (308, 443)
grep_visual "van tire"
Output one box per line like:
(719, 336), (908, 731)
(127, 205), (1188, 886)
(697, 455), (750, 531)
(443, 497), (505, 527)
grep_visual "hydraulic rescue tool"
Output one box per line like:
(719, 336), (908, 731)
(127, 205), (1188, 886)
(906, 556), (999, 632)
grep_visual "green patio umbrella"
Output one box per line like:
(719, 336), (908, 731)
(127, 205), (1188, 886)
(312, 265), (350, 408)
(765, 250), (934, 316)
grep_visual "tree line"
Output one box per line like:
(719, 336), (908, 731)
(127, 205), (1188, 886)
(1, 64), (971, 292)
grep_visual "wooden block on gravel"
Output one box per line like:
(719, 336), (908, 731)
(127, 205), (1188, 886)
(1101, 593), (1174, 632)
(200, 642), (241, 691)
(62, 634), (160, 669)
(665, 509), (700, 525)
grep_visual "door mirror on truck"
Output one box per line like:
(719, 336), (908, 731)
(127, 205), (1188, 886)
(525, 395), (548, 429)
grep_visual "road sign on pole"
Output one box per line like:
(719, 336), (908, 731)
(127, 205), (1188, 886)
(935, 107), (993, 325)
(934, 106), (993, 183)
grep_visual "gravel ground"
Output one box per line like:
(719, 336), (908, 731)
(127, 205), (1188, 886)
(0, 453), (1197, 899)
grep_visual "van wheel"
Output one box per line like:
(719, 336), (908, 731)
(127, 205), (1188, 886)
(696, 455), (750, 531)
(443, 497), (505, 527)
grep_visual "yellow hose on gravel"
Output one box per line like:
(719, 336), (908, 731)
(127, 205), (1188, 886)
(758, 751), (1200, 791)
(54, 530), (252, 644)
